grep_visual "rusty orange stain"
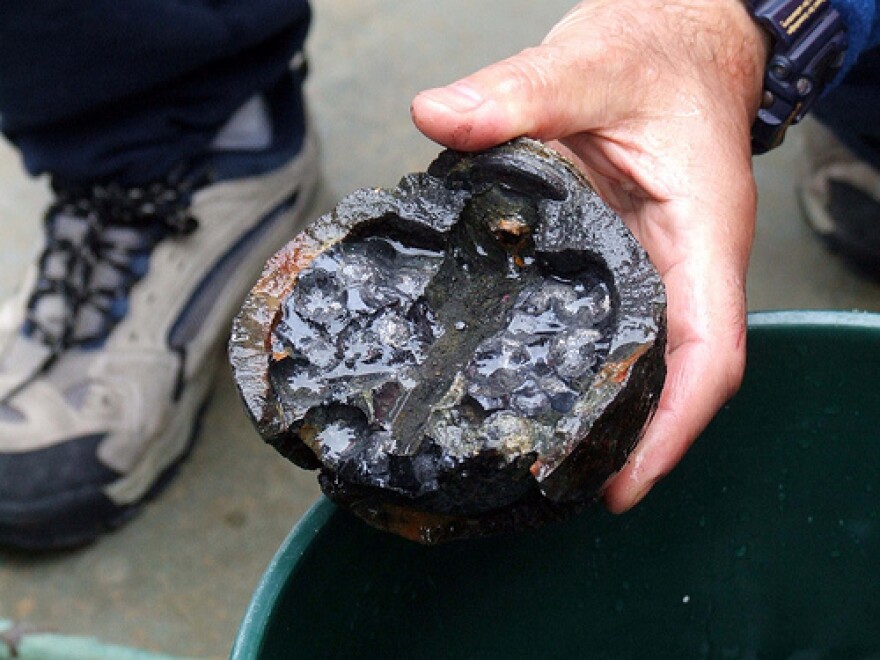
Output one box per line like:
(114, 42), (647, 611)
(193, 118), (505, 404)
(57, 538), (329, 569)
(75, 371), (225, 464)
(603, 344), (650, 384)
(298, 423), (319, 447)
(354, 501), (460, 545)
(529, 458), (545, 479)
(495, 217), (531, 237)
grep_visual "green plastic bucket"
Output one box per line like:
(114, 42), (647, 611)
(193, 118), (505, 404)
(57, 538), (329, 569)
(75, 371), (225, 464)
(233, 311), (880, 659)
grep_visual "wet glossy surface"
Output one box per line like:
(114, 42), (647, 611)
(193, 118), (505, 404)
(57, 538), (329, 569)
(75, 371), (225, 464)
(231, 139), (666, 542)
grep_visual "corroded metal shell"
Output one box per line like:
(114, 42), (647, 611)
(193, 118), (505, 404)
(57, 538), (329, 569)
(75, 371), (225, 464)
(230, 139), (666, 544)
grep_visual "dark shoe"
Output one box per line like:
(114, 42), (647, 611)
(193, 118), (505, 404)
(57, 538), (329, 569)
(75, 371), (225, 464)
(798, 118), (880, 279)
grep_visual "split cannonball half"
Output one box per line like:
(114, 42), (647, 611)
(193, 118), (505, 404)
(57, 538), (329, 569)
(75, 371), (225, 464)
(229, 139), (666, 544)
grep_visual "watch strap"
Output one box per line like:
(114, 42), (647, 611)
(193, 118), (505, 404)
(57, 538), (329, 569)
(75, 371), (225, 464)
(747, 0), (848, 154)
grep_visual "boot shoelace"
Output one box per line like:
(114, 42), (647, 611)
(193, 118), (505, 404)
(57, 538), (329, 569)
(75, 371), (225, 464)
(24, 176), (202, 355)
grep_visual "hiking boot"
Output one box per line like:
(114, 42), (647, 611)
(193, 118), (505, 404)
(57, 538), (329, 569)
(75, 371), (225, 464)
(798, 118), (880, 278)
(0, 89), (320, 549)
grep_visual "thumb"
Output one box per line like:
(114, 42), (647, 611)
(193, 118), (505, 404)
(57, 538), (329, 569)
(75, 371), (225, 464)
(411, 42), (626, 151)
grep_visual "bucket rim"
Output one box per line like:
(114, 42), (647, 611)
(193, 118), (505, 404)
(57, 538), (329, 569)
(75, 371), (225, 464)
(747, 309), (880, 330)
(230, 498), (337, 660)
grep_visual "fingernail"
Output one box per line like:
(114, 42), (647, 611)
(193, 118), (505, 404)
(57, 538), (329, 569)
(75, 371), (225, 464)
(418, 83), (485, 113)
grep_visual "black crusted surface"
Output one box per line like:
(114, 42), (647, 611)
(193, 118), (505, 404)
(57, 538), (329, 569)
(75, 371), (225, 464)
(231, 139), (666, 543)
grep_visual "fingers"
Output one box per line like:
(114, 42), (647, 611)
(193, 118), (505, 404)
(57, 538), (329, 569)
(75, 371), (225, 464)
(411, 40), (631, 151)
(603, 296), (747, 512)
(411, 0), (768, 153)
(603, 194), (753, 512)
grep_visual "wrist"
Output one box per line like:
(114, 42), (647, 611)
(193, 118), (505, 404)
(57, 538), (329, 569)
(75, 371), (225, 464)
(594, 0), (772, 123)
(642, 0), (772, 132)
(704, 0), (773, 120)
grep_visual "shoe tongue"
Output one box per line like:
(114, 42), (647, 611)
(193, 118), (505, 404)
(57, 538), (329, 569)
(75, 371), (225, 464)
(30, 293), (69, 341)
(52, 212), (91, 245)
(210, 95), (273, 151)
(71, 304), (109, 343)
(28, 207), (158, 352)
(30, 212), (104, 343)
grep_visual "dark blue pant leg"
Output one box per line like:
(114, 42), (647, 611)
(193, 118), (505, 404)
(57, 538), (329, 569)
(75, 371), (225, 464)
(813, 45), (880, 170)
(0, 0), (311, 185)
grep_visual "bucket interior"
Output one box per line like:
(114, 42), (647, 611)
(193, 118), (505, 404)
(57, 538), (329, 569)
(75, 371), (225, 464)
(236, 312), (880, 659)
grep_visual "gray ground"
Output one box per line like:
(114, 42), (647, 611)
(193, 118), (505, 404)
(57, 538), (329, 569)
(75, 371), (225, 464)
(0, 1), (878, 657)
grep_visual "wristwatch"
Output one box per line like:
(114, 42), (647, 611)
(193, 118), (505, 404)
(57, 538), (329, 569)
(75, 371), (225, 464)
(746, 0), (848, 154)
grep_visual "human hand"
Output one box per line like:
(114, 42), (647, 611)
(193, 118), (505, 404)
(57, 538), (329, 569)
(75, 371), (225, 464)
(411, 0), (769, 512)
